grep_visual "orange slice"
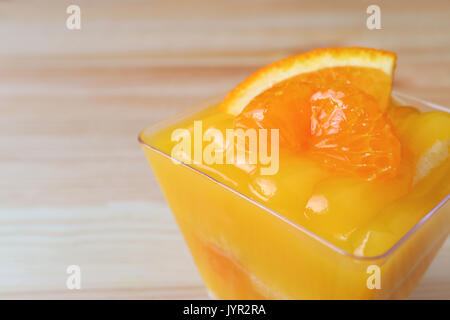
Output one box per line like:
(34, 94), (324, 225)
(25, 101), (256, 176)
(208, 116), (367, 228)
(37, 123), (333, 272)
(221, 47), (396, 116)
(221, 47), (401, 181)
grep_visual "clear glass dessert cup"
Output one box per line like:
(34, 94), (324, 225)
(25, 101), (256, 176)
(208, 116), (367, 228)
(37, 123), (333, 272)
(138, 92), (449, 300)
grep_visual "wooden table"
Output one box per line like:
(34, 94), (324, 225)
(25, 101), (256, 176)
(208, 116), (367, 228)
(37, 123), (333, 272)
(0, 0), (448, 299)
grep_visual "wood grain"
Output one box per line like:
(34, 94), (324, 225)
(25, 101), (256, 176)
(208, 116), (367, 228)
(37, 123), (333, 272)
(0, 0), (448, 299)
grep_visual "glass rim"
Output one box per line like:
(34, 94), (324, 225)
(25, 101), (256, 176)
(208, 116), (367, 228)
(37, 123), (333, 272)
(138, 91), (450, 261)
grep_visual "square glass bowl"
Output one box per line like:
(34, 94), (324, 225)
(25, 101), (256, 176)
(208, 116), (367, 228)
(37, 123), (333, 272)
(139, 92), (449, 299)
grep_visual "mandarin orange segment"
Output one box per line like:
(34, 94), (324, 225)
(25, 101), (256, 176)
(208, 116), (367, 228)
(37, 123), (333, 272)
(199, 239), (267, 299)
(235, 78), (314, 151)
(300, 66), (393, 110)
(307, 85), (401, 180)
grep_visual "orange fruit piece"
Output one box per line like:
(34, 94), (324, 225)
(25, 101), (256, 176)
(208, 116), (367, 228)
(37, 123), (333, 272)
(307, 83), (401, 180)
(221, 47), (396, 116)
(222, 47), (401, 180)
(235, 78), (315, 151)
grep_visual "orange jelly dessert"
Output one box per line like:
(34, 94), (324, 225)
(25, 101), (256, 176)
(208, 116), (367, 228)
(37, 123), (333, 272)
(139, 48), (450, 299)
